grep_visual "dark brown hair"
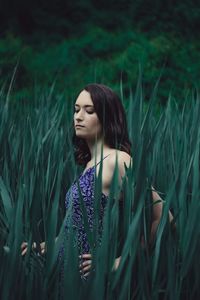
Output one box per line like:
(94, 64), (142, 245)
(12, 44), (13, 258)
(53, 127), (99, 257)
(73, 83), (131, 165)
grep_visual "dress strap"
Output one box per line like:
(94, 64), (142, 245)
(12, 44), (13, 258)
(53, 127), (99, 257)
(82, 154), (111, 176)
(95, 154), (110, 166)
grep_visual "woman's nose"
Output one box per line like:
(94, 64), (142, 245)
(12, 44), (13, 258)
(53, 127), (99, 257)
(75, 109), (84, 121)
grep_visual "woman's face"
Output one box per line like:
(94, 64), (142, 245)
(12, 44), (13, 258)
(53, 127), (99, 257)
(74, 90), (102, 140)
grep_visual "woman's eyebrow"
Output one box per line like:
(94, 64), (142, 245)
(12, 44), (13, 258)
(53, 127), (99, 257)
(75, 104), (94, 108)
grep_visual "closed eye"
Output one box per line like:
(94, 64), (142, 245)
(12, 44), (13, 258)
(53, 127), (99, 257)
(86, 110), (94, 114)
(74, 108), (94, 114)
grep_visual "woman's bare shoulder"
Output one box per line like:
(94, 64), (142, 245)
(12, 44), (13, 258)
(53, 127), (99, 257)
(107, 150), (132, 173)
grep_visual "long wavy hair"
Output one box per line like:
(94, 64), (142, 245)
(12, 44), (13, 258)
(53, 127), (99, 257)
(72, 83), (131, 165)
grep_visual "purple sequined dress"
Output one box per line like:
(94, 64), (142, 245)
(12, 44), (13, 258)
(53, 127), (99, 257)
(58, 164), (108, 297)
(64, 163), (108, 255)
(58, 156), (109, 274)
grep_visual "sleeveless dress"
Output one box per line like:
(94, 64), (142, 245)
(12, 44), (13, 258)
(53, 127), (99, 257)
(58, 155), (110, 288)
(58, 155), (123, 300)
(64, 156), (109, 255)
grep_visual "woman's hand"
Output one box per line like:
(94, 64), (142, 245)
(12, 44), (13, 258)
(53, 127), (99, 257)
(21, 241), (46, 256)
(79, 253), (92, 277)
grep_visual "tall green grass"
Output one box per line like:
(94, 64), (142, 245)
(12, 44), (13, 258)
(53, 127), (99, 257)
(0, 83), (199, 300)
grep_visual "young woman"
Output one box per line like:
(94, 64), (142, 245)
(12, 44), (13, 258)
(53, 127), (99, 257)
(66, 83), (132, 277)
(21, 83), (167, 278)
(59, 83), (166, 278)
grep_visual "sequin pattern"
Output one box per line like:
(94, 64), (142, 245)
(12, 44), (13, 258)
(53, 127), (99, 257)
(64, 165), (108, 254)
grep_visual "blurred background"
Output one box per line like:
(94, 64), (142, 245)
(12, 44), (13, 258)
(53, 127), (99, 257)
(0, 0), (200, 104)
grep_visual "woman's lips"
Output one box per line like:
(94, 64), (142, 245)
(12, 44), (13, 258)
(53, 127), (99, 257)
(75, 125), (85, 128)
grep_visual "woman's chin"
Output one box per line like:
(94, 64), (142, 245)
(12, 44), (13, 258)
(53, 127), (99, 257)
(75, 132), (86, 138)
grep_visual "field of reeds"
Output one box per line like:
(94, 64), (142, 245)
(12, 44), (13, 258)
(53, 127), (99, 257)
(0, 80), (200, 300)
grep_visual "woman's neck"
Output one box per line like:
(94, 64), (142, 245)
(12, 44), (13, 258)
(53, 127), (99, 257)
(86, 138), (111, 163)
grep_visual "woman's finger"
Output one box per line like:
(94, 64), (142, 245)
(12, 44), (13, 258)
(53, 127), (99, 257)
(32, 242), (37, 250)
(21, 242), (28, 256)
(40, 242), (46, 254)
(113, 257), (121, 270)
(21, 247), (28, 256)
(82, 264), (92, 272)
(81, 259), (92, 267)
(79, 259), (92, 268)
(21, 242), (28, 250)
(80, 253), (92, 259)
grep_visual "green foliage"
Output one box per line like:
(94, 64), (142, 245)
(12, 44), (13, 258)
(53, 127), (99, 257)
(0, 81), (200, 299)
(1, 29), (200, 104)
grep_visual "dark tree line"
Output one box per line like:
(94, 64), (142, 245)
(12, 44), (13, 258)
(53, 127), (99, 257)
(0, 0), (200, 38)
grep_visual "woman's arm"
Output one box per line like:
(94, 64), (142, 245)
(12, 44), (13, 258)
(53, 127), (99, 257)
(150, 187), (174, 244)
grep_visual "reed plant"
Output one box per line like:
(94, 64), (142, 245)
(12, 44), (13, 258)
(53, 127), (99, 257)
(0, 82), (199, 300)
